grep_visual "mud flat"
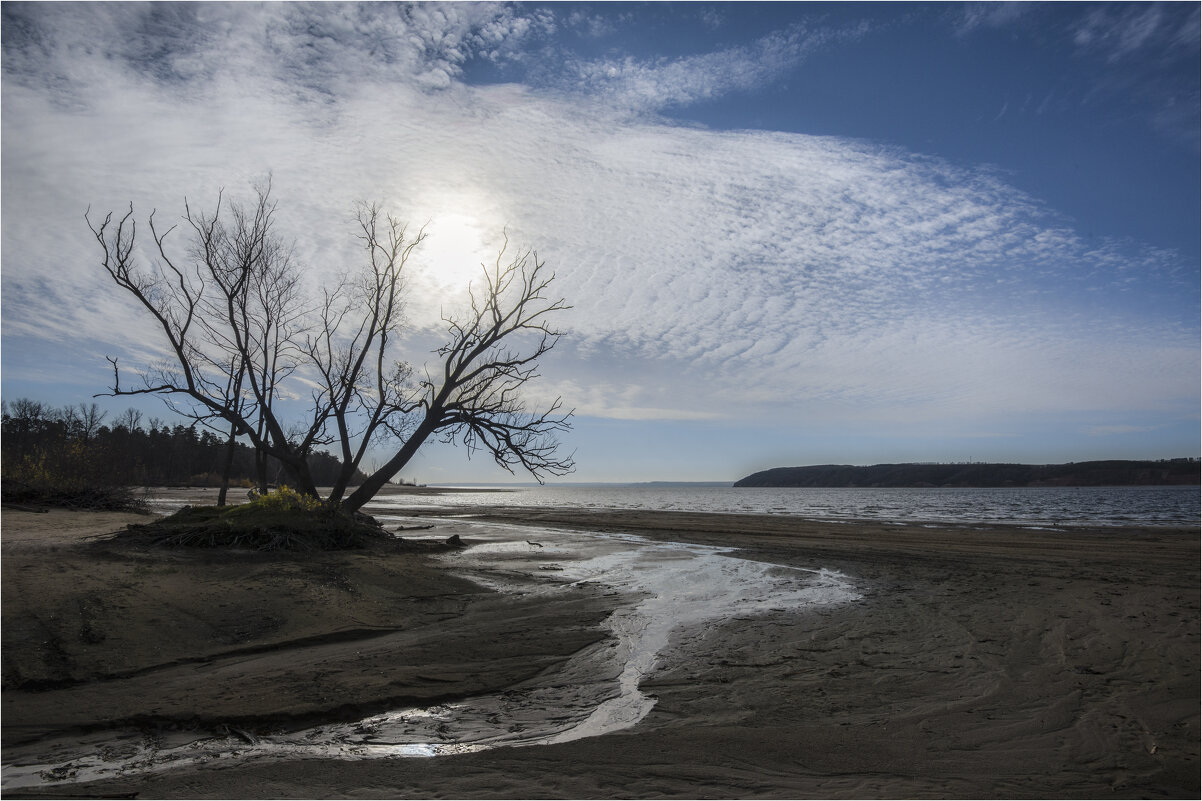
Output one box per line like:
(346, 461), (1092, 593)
(2, 495), (1198, 798)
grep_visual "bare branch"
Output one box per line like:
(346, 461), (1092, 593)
(91, 188), (572, 513)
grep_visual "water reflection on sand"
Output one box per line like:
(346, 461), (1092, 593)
(2, 519), (858, 789)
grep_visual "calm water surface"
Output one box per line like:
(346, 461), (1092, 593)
(373, 484), (1199, 528)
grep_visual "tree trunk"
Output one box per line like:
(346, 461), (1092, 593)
(272, 447), (319, 499)
(256, 451), (269, 494)
(291, 459), (320, 499)
(217, 422), (238, 507)
(341, 417), (438, 514)
(326, 457), (359, 507)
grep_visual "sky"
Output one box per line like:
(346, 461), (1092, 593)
(1, 1), (1199, 483)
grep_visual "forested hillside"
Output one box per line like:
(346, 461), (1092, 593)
(2, 399), (366, 500)
(734, 460), (1200, 488)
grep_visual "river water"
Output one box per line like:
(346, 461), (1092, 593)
(378, 483), (1200, 528)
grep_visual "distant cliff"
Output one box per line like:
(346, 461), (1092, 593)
(734, 460), (1201, 488)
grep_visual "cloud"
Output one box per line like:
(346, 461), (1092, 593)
(1064, 4), (1201, 144)
(956, 1), (1030, 35)
(0, 2), (548, 101)
(554, 22), (865, 113)
(1070, 3), (1198, 62)
(1, 2), (1196, 436)
(564, 9), (619, 39)
(1083, 424), (1158, 437)
(950, 3), (1199, 144)
(958, 0), (1200, 61)
(537, 378), (722, 422)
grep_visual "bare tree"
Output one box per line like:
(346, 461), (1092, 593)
(87, 181), (317, 497)
(341, 229), (574, 514)
(114, 407), (144, 433)
(304, 203), (426, 507)
(60, 403), (106, 443)
(88, 185), (573, 515)
(185, 183), (305, 502)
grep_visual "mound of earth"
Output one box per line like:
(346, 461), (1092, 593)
(117, 501), (459, 552)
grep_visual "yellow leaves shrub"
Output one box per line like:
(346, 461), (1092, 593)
(246, 485), (324, 513)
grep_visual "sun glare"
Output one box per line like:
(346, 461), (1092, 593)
(419, 212), (497, 292)
(404, 194), (511, 326)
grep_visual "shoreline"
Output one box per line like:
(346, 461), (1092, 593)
(400, 503), (1200, 568)
(2, 497), (1198, 798)
(369, 483), (1201, 530)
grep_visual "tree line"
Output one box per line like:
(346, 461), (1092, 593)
(1, 398), (366, 506)
(734, 460), (1202, 488)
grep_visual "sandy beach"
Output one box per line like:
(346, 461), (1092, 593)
(2, 490), (1198, 798)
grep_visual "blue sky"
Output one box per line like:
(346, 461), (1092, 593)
(2, 2), (1198, 483)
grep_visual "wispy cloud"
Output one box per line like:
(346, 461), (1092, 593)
(1083, 424), (1159, 437)
(555, 24), (817, 110)
(555, 23), (852, 113)
(1071, 2), (1198, 62)
(956, 1), (1031, 35)
(950, 2), (1200, 144)
(1, 3), (1196, 432)
(1067, 3), (1201, 144)
(563, 8), (621, 39)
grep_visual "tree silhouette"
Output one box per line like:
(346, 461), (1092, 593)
(87, 183), (572, 513)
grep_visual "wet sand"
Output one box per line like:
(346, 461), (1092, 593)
(2, 493), (1198, 798)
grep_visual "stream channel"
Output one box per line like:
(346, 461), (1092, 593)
(3, 518), (861, 790)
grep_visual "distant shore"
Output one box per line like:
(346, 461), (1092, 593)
(735, 459), (1201, 488)
(2, 493), (1198, 798)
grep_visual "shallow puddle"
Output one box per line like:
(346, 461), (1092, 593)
(2, 522), (859, 790)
